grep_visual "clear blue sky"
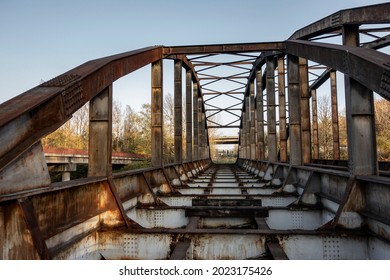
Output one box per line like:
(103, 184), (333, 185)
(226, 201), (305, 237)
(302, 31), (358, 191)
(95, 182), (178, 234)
(0, 0), (387, 109)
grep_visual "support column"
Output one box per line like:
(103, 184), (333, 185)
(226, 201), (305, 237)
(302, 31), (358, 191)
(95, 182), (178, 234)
(198, 97), (203, 159)
(343, 25), (377, 175)
(88, 85), (112, 176)
(256, 67), (265, 160)
(249, 79), (256, 160)
(243, 110), (247, 159)
(266, 56), (277, 162)
(151, 60), (163, 167)
(186, 70), (193, 162)
(312, 89), (319, 160)
(52, 164), (77, 181)
(62, 172), (71, 182)
(174, 60), (183, 163)
(278, 56), (287, 162)
(239, 126), (243, 158)
(193, 82), (199, 161)
(287, 54), (303, 166)
(241, 101), (246, 159)
(330, 70), (340, 160)
(299, 58), (311, 164)
(201, 110), (207, 159)
(245, 95), (250, 158)
(202, 112), (209, 159)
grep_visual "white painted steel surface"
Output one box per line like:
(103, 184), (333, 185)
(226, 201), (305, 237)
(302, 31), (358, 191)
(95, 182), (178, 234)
(158, 196), (194, 206)
(266, 209), (322, 230)
(281, 235), (368, 260)
(190, 234), (266, 260)
(127, 209), (188, 228)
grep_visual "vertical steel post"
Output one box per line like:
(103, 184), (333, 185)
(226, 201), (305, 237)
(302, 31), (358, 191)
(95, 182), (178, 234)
(242, 98), (248, 158)
(241, 100), (247, 159)
(312, 89), (319, 160)
(151, 60), (163, 167)
(174, 60), (183, 163)
(278, 56), (287, 162)
(249, 79), (256, 160)
(193, 82), (199, 161)
(198, 97), (203, 159)
(88, 85), (112, 176)
(205, 128), (210, 159)
(253, 104), (258, 160)
(239, 126), (243, 158)
(266, 56), (277, 162)
(245, 95), (250, 158)
(287, 54), (303, 166)
(186, 70), (193, 162)
(343, 25), (377, 175)
(256, 67), (265, 160)
(299, 57), (311, 164)
(201, 108), (207, 159)
(330, 70), (340, 160)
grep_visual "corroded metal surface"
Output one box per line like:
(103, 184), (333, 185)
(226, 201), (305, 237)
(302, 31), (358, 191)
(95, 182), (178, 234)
(285, 40), (390, 101)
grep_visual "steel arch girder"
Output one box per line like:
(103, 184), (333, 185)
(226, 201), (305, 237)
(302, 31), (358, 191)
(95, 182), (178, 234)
(286, 40), (390, 101)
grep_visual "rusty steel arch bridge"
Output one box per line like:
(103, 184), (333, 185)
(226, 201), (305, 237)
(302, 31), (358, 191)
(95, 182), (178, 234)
(0, 3), (390, 259)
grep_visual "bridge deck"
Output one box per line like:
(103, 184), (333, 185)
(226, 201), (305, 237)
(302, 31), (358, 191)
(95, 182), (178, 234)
(108, 162), (371, 260)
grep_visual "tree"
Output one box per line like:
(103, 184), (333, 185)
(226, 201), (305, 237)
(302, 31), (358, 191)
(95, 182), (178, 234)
(317, 95), (333, 159)
(122, 105), (140, 153)
(42, 103), (89, 150)
(112, 99), (123, 152)
(338, 111), (348, 160)
(315, 96), (389, 161)
(163, 93), (175, 164)
(375, 98), (390, 160)
(136, 103), (152, 155)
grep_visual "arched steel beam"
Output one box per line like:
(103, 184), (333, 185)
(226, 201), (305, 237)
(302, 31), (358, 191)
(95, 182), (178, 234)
(286, 40), (390, 101)
(240, 51), (279, 131)
(245, 51), (282, 96)
(0, 46), (163, 172)
(290, 3), (390, 40)
(309, 31), (390, 93)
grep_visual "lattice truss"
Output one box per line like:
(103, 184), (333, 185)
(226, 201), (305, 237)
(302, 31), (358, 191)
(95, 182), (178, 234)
(186, 23), (390, 135)
(188, 52), (260, 130)
(305, 23), (390, 93)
